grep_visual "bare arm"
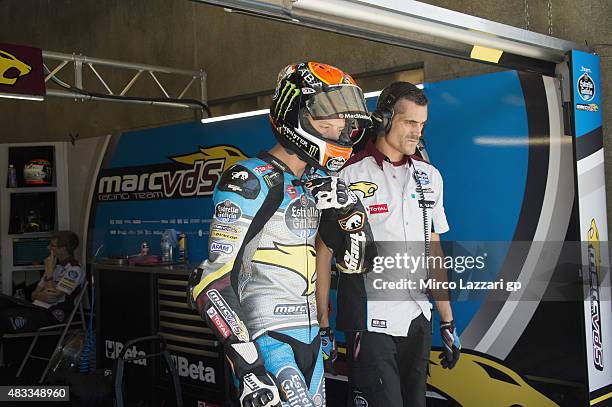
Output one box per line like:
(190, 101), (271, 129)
(315, 235), (333, 327)
(32, 255), (59, 303)
(430, 232), (453, 322)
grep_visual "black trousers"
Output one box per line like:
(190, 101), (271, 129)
(346, 314), (432, 407)
(0, 295), (60, 336)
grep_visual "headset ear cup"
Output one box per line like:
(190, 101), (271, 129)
(371, 110), (385, 133)
(381, 108), (393, 134)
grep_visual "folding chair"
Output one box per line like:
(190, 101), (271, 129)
(2, 281), (89, 383)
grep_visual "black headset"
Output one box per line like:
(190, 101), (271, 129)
(370, 81), (424, 135)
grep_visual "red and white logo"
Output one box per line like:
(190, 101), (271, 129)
(206, 307), (231, 338)
(286, 185), (298, 199)
(254, 164), (274, 174)
(368, 203), (388, 214)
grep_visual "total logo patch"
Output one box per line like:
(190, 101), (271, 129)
(210, 242), (233, 254)
(214, 200), (242, 223)
(368, 203), (388, 214)
(577, 72), (595, 102)
(284, 195), (319, 238)
(414, 169), (430, 185)
(206, 307), (231, 339)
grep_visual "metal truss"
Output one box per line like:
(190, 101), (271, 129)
(42, 50), (208, 112)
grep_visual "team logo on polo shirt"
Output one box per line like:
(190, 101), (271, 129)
(414, 170), (430, 185)
(349, 181), (378, 198)
(338, 211), (365, 232)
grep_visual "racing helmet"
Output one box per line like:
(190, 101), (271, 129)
(269, 62), (371, 172)
(23, 159), (52, 185)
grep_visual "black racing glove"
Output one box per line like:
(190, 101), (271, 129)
(304, 176), (357, 211)
(225, 342), (282, 407)
(318, 199), (377, 274)
(320, 327), (337, 374)
(439, 320), (461, 369)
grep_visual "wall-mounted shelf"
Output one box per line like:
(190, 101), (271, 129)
(0, 142), (70, 295)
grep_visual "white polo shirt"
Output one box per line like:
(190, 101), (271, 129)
(338, 141), (449, 336)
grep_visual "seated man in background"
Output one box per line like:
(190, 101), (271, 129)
(0, 230), (84, 336)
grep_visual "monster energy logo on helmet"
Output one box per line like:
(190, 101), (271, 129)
(273, 82), (300, 120)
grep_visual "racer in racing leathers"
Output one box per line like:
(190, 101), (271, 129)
(187, 62), (376, 407)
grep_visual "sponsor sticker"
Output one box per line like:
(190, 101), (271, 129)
(284, 195), (320, 238)
(11, 316), (26, 330)
(577, 72), (595, 102)
(210, 242), (233, 254)
(263, 171), (283, 188)
(338, 211), (365, 232)
(326, 156), (346, 172)
(210, 230), (239, 241)
(214, 200), (242, 223)
(206, 289), (249, 342)
(206, 307), (231, 338)
(371, 319), (387, 328)
(286, 185), (298, 199)
(211, 224), (238, 233)
(576, 103), (599, 112)
(273, 303), (313, 316)
(418, 200), (435, 209)
(414, 169), (430, 185)
(368, 203), (388, 214)
(254, 164), (274, 175)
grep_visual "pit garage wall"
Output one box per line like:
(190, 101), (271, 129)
(88, 71), (587, 405)
(569, 50), (612, 407)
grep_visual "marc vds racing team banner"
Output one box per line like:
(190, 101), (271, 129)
(569, 49), (612, 406)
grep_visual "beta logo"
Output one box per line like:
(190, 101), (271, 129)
(105, 339), (147, 366)
(169, 354), (216, 383)
(577, 72), (596, 102)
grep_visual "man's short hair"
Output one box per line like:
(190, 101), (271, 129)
(377, 81), (428, 114)
(53, 231), (79, 255)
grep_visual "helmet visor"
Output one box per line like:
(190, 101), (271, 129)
(306, 84), (370, 124)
